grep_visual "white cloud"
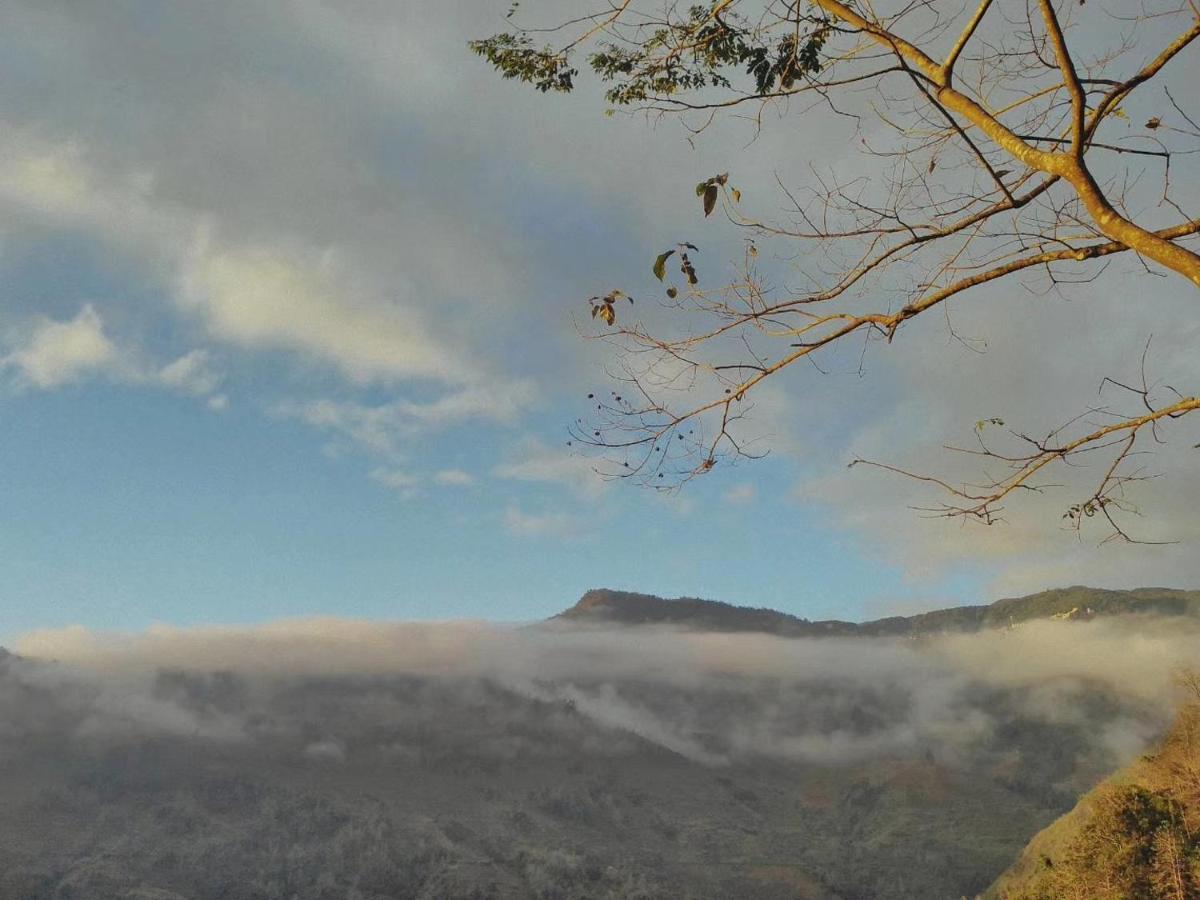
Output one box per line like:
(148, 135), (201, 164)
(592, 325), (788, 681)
(153, 349), (228, 410)
(503, 504), (580, 538)
(281, 398), (406, 458)
(372, 466), (477, 496)
(179, 239), (474, 386)
(495, 437), (607, 499)
(157, 349), (222, 397)
(723, 483), (756, 505)
(19, 616), (1198, 705)
(0, 8), (735, 520)
(12, 615), (1198, 767)
(369, 467), (420, 498)
(277, 380), (537, 460)
(3, 304), (118, 388)
(653, 489), (696, 518)
(800, 427), (1200, 595)
(0, 129), (537, 418)
(1, 305), (229, 410)
(791, 270), (1200, 594)
(434, 469), (475, 486)
(399, 381), (538, 427)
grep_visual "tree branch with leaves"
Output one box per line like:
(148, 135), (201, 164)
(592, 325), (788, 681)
(473, 0), (1200, 542)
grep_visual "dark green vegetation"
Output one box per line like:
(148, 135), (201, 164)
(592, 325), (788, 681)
(990, 682), (1200, 899)
(1, 587), (1196, 899)
(469, 4), (832, 104)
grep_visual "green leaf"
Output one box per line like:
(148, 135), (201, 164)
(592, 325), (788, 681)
(653, 250), (675, 281)
(695, 182), (708, 197)
(468, 34), (578, 93)
(703, 183), (719, 217)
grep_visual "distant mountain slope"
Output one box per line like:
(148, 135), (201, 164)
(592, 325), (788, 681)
(5, 588), (1195, 899)
(554, 586), (1200, 636)
(0, 639), (1152, 900)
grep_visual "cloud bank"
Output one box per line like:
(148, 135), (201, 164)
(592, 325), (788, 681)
(8, 615), (1196, 770)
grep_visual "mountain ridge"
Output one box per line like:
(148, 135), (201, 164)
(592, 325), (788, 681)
(554, 585), (1200, 636)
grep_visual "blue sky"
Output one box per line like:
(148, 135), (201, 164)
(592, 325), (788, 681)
(2, 1), (1198, 641)
(3, 364), (962, 638)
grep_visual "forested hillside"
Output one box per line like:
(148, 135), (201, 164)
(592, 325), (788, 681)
(991, 677), (1200, 899)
